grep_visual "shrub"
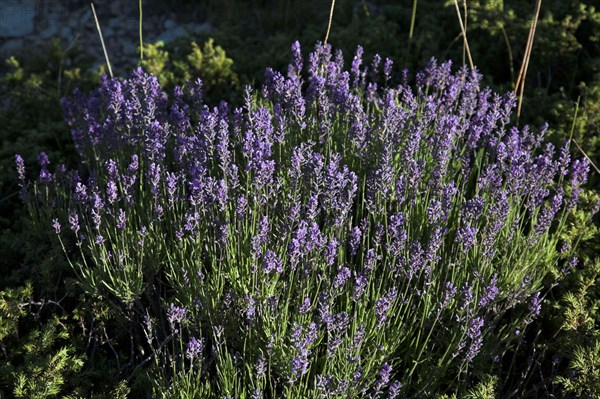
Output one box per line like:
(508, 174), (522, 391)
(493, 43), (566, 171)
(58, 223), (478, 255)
(16, 42), (593, 397)
(140, 38), (238, 103)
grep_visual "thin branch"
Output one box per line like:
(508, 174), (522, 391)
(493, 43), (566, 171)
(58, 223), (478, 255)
(324, 0), (336, 45)
(91, 3), (113, 78)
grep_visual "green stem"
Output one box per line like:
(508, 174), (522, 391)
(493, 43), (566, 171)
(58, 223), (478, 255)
(139, 0), (144, 61)
(409, 0), (418, 42)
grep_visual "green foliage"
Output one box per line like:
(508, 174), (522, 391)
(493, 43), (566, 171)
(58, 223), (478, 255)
(140, 38), (238, 102)
(464, 374), (499, 399)
(0, 40), (99, 290)
(0, 286), (84, 398)
(555, 339), (600, 398)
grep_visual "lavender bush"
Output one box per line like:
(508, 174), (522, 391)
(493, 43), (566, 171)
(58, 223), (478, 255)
(16, 42), (590, 397)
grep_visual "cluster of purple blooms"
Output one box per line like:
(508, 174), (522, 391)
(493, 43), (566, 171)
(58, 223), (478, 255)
(15, 41), (590, 397)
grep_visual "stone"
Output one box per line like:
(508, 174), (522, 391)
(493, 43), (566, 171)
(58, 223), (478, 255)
(0, 38), (24, 58)
(156, 25), (188, 44)
(121, 40), (136, 55)
(39, 21), (59, 39)
(164, 18), (176, 30)
(190, 22), (212, 34)
(101, 26), (114, 39)
(60, 26), (72, 40)
(0, 0), (36, 37)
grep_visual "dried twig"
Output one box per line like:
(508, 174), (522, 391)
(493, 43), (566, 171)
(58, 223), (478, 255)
(91, 3), (113, 78)
(324, 0), (336, 45)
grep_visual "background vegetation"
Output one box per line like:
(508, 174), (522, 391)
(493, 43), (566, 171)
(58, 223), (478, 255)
(0, 0), (598, 397)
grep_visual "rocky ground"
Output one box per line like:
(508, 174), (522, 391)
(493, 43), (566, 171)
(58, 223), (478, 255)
(1, 0), (212, 72)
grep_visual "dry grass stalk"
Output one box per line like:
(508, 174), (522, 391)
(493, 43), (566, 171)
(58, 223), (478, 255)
(452, 0), (473, 69)
(515, 0), (543, 121)
(573, 139), (600, 175)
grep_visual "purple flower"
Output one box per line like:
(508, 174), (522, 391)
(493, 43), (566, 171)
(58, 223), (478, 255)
(461, 196), (485, 223)
(351, 46), (364, 88)
(534, 188), (563, 236)
(353, 273), (368, 302)
(236, 195), (247, 221)
(290, 322), (319, 381)
(558, 141), (571, 176)
(299, 297), (311, 314)
(244, 294), (256, 321)
(324, 238), (338, 268)
(117, 208), (126, 229)
(561, 256), (579, 275)
(74, 182), (88, 203)
(252, 215), (270, 256)
(15, 155), (26, 181)
(166, 303), (188, 325)
(64, 209), (78, 233)
(349, 325), (366, 351)
(465, 316), (484, 362)
(332, 266), (351, 290)
(479, 274), (499, 307)
(388, 381), (401, 399)
(289, 41), (303, 76)
(459, 282), (474, 318)
(255, 355), (267, 377)
(383, 58), (393, 83)
(456, 226), (478, 252)
(186, 337), (204, 360)
(374, 363), (393, 392)
(106, 180), (118, 204)
(52, 218), (61, 234)
(438, 281), (457, 314)
(427, 199), (443, 224)
(529, 291), (542, 317)
(326, 312), (350, 358)
(441, 182), (457, 221)
(375, 288), (397, 327)
(37, 152), (50, 167)
(39, 165), (53, 185)
(349, 226), (362, 256)
(148, 162), (162, 198)
(291, 354), (309, 381)
(105, 159), (119, 179)
(262, 250), (283, 274)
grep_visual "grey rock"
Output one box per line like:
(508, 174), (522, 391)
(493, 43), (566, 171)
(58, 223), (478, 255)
(0, 0), (36, 37)
(121, 40), (136, 55)
(102, 26), (114, 39)
(156, 25), (188, 44)
(60, 26), (72, 39)
(190, 22), (212, 34)
(163, 18), (176, 30)
(0, 38), (24, 57)
(78, 8), (92, 26)
(40, 21), (59, 39)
